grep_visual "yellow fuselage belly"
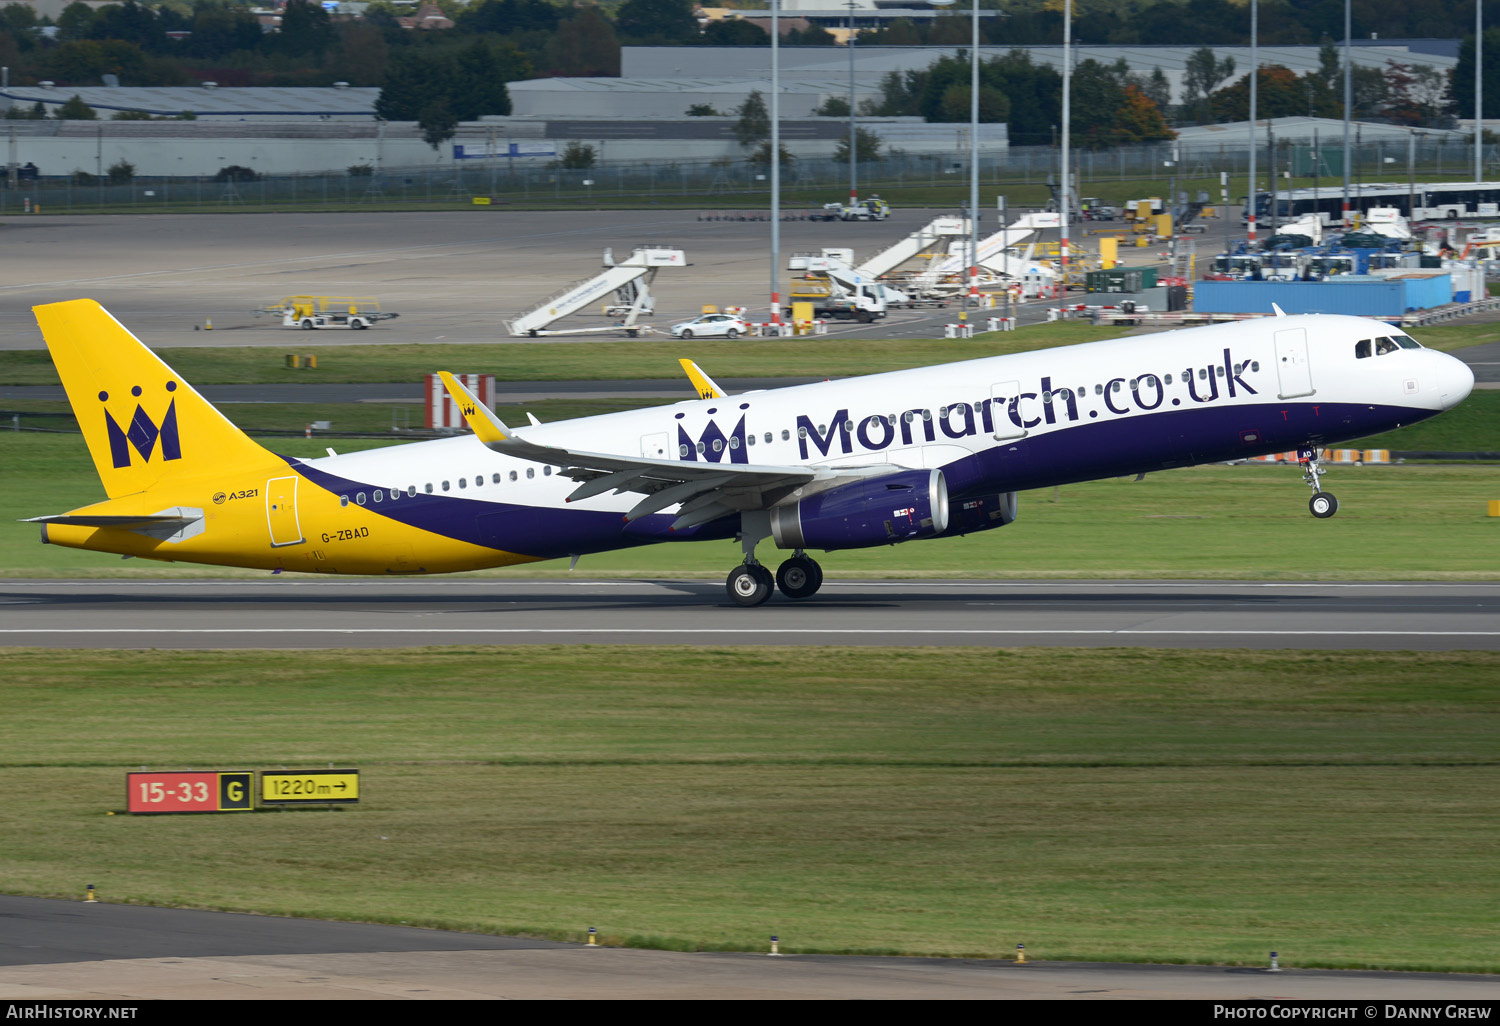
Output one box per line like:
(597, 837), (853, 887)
(43, 465), (541, 575)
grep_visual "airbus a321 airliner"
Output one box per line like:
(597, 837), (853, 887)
(27, 299), (1473, 606)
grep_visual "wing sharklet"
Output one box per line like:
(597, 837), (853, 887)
(436, 372), (513, 443)
(679, 358), (726, 399)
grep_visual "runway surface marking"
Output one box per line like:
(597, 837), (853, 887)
(5, 628), (1498, 637)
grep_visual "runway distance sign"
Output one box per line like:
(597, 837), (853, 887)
(260, 769), (359, 805)
(127, 771), (253, 814)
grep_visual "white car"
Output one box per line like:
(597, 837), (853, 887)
(670, 313), (751, 339)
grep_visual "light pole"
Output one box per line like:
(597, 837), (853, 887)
(1342, 0), (1350, 227)
(1249, 0), (1258, 245)
(846, 0), (858, 205)
(771, 0), (781, 326)
(1477, 0), (1484, 182)
(930, 0), (980, 307)
(1060, 0), (1071, 296)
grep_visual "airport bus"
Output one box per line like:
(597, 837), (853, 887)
(1243, 181), (1500, 226)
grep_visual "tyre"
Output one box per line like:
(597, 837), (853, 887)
(856, 310), (873, 323)
(352, 320), (367, 329)
(725, 328), (739, 339)
(301, 319), (315, 330)
(726, 564), (773, 607)
(1309, 492), (1339, 518)
(776, 556), (822, 600)
(681, 329), (694, 339)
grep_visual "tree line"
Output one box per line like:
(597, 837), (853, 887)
(0, 0), (1479, 141)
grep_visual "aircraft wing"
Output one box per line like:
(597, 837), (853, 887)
(436, 372), (886, 530)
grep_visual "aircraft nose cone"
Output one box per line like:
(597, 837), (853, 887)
(1438, 352), (1476, 409)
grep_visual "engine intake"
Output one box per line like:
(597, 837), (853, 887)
(770, 469), (949, 551)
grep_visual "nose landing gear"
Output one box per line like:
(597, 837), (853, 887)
(1298, 447), (1339, 519)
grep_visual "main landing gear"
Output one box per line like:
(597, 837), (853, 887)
(1297, 447), (1339, 519)
(725, 512), (824, 607)
(725, 553), (824, 607)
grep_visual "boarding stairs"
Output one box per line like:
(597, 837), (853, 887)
(505, 245), (685, 337)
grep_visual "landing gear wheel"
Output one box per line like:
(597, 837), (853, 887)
(726, 564), (773, 607)
(1309, 491), (1339, 518)
(776, 555), (823, 600)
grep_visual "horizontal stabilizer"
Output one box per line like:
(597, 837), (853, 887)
(25, 506), (206, 543)
(23, 514), (197, 528)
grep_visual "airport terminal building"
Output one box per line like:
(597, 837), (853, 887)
(0, 40), (1458, 178)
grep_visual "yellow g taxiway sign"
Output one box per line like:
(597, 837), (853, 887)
(260, 769), (359, 805)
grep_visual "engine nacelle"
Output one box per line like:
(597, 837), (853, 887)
(770, 469), (949, 551)
(943, 492), (1018, 535)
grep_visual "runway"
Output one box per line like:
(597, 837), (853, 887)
(2, 895), (1496, 1000)
(4, 579), (1498, 650)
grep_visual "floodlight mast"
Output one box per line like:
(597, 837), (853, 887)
(771, 0), (781, 326)
(847, 0), (858, 204)
(1249, 0), (1258, 245)
(929, 0), (981, 305)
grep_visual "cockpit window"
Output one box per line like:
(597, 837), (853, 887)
(1355, 339), (1372, 359)
(1394, 335), (1421, 350)
(1375, 336), (1398, 356)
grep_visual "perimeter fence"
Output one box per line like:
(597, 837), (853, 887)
(2, 136), (1495, 213)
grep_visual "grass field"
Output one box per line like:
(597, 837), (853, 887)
(0, 323), (1135, 387)
(0, 316), (1489, 391)
(3, 646), (1497, 970)
(3, 432), (1496, 580)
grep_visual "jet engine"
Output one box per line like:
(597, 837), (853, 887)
(942, 492), (1018, 535)
(769, 468), (949, 550)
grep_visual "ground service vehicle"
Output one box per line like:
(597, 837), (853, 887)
(816, 197), (891, 221)
(259, 296), (398, 331)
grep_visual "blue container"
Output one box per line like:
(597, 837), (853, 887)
(1193, 276), (1452, 317)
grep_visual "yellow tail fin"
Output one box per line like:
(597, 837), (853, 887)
(34, 299), (275, 499)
